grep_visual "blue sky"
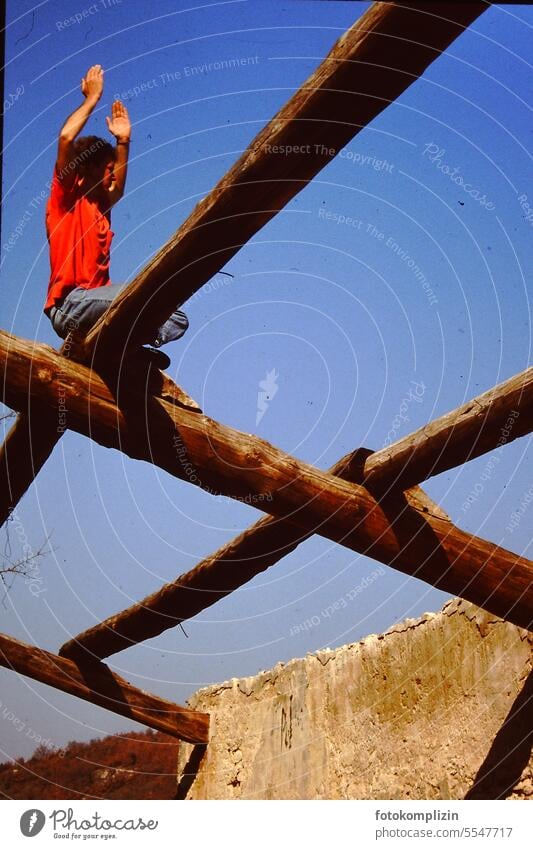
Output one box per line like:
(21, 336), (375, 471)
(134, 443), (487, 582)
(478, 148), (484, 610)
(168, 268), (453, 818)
(0, 0), (531, 762)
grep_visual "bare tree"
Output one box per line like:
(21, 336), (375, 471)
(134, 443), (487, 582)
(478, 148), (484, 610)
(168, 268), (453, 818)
(1, 536), (49, 599)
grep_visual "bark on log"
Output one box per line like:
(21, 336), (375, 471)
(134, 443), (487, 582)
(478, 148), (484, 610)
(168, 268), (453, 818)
(0, 631), (209, 744)
(2, 330), (531, 631)
(79, 1), (486, 359)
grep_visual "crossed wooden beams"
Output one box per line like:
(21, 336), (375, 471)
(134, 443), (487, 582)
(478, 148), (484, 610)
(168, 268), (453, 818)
(3, 2), (528, 746)
(2, 330), (532, 640)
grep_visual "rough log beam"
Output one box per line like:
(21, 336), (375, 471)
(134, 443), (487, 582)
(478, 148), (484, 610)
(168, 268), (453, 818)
(0, 631), (209, 744)
(80, 1), (486, 360)
(60, 453), (449, 662)
(363, 368), (533, 493)
(2, 331), (532, 631)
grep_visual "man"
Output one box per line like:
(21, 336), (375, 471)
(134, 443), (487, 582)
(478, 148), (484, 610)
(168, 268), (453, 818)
(44, 64), (188, 369)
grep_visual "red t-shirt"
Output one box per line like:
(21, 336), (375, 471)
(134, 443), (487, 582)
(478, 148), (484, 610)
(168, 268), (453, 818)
(44, 166), (114, 311)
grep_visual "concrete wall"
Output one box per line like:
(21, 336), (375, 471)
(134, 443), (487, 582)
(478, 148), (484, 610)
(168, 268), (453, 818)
(177, 599), (533, 800)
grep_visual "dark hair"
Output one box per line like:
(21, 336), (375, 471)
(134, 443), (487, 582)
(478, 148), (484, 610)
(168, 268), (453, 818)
(71, 135), (115, 177)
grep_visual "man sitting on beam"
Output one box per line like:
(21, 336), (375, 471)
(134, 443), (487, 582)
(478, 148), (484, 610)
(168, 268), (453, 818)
(43, 64), (189, 370)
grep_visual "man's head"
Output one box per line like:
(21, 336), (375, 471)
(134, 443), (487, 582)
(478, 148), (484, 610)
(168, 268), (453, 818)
(71, 135), (115, 193)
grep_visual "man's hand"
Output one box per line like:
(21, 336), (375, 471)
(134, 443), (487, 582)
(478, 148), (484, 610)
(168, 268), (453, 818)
(106, 100), (131, 142)
(56, 64), (104, 182)
(107, 100), (131, 205)
(81, 64), (104, 102)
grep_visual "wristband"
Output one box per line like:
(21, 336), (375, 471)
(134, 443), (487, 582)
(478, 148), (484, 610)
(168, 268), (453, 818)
(116, 140), (130, 146)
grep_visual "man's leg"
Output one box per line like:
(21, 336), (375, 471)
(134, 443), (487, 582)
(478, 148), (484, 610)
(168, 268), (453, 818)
(49, 284), (125, 340)
(50, 285), (189, 347)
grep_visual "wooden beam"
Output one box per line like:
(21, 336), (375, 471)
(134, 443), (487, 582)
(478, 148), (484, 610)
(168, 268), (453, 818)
(363, 368), (533, 493)
(0, 631), (209, 744)
(60, 453), (450, 662)
(0, 410), (58, 525)
(79, 1), (486, 361)
(2, 330), (531, 631)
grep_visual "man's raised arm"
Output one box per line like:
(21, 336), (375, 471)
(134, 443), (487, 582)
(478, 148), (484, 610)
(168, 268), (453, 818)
(106, 99), (131, 205)
(55, 64), (104, 182)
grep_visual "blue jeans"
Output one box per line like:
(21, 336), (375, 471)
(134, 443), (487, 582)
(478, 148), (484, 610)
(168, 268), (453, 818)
(47, 284), (189, 348)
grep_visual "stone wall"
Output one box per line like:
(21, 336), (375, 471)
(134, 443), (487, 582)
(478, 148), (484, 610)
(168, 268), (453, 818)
(177, 599), (532, 799)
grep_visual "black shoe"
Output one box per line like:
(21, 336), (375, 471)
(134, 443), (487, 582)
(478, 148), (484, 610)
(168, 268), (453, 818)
(134, 346), (171, 371)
